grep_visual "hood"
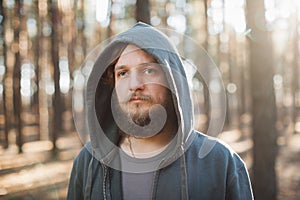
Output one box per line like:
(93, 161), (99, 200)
(84, 22), (195, 172)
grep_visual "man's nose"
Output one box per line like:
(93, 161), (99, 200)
(129, 72), (145, 91)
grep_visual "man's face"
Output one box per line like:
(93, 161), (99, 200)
(114, 45), (171, 126)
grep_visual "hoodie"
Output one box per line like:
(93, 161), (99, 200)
(67, 22), (253, 200)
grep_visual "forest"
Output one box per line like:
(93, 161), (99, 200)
(0, 0), (300, 199)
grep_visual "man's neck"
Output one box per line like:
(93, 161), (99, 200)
(119, 122), (177, 158)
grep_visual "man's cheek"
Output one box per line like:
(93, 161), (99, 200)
(115, 86), (126, 102)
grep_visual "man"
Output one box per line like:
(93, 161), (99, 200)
(67, 22), (253, 200)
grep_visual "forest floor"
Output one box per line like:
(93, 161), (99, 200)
(277, 133), (300, 200)
(0, 130), (299, 200)
(0, 134), (81, 200)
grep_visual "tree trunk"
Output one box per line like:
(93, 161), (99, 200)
(247, 1), (278, 199)
(107, 1), (114, 37)
(33, 1), (41, 140)
(136, 0), (150, 24)
(0, 0), (9, 148)
(292, 13), (299, 134)
(202, 0), (210, 131)
(50, 0), (62, 154)
(13, 0), (23, 153)
(76, 0), (86, 57)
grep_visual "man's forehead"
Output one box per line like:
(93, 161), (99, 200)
(116, 44), (156, 64)
(120, 44), (154, 59)
(121, 44), (141, 55)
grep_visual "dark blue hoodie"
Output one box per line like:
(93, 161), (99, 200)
(67, 22), (253, 200)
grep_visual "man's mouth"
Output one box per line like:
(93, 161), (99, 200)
(129, 95), (151, 103)
(130, 97), (144, 102)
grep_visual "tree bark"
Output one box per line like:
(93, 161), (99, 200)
(13, 0), (23, 153)
(136, 0), (150, 24)
(292, 13), (299, 133)
(50, 0), (62, 154)
(247, 1), (278, 199)
(33, 0), (41, 140)
(204, 0), (210, 129)
(0, 0), (9, 148)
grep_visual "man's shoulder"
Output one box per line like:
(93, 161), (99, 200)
(188, 131), (242, 163)
(191, 131), (233, 151)
(73, 142), (93, 165)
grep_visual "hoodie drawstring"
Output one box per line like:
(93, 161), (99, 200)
(102, 163), (108, 200)
(180, 153), (188, 200)
(85, 151), (94, 200)
(151, 146), (188, 200)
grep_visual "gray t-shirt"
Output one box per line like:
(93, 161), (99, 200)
(122, 171), (154, 200)
(119, 140), (170, 200)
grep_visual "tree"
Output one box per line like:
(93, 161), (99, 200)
(50, 0), (62, 154)
(136, 0), (150, 24)
(292, 11), (299, 133)
(247, 0), (278, 199)
(0, 0), (9, 148)
(13, 0), (23, 153)
(32, 1), (41, 140)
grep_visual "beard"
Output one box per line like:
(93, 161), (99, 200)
(111, 89), (176, 138)
(120, 94), (153, 126)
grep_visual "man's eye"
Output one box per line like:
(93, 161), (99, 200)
(144, 68), (155, 75)
(117, 71), (128, 77)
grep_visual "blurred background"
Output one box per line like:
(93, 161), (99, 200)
(0, 0), (299, 199)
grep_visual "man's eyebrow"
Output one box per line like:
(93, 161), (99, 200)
(114, 65), (127, 70)
(115, 62), (160, 69)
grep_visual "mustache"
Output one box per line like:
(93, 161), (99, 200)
(118, 93), (152, 103)
(129, 93), (152, 101)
